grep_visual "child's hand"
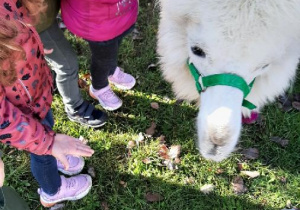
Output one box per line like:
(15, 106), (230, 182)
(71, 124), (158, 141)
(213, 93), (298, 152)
(0, 159), (4, 187)
(52, 134), (94, 170)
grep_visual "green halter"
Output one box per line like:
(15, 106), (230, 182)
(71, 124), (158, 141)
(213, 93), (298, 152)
(187, 60), (256, 110)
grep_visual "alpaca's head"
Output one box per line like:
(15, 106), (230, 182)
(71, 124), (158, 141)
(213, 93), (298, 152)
(158, 0), (300, 161)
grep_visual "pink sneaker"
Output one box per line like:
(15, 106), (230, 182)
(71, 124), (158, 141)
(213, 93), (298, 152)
(89, 85), (122, 111)
(57, 155), (85, 176)
(39, 175), (92, 208)
(108, 67), (136, 90)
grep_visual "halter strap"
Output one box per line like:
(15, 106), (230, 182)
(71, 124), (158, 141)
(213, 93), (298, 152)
(188, 61), (256, 110)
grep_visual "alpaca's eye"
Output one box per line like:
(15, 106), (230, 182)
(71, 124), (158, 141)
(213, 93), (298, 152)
(191, 46), (206, 57)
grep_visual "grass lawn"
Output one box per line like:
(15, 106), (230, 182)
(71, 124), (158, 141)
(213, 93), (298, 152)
(3, 1), (300, 209)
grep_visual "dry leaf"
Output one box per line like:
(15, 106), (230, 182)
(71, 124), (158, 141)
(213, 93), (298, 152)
(145, 122), (156, 136)
(294, 93), (300, 102)
(78, 78), (88, 89)
(82, 73), (91, 81)
(237, 163), (244, 171)
(163, 159), (178, 170)
(87, 166), (96, 178)
(185, 177), (195, 184)
(280, 176), (287, 184)
(132, 28), (143, 40)
(150, 102), (159, 110)
(101, 201), (109, 210)
(119, 181), (127, 188)
(79, 136), (88, 144)
(159, 135), (166, 144)
(216, 168), (224, 174)
(158, 144), (169, 160)
(142, 158), (152, 164)
(241, 171), (260, 178)
(127, 140), (136, 149)
(278, 94), (293, 112)
(200, 184), (215, 194)
(147, 63), (157, 70)
(169, 145), (181, 159)
(232, 176), (248, 194)
(270, 136), (289, 147)
(145, 192), (163, 203)
(292, 101), (300, 111)
(242, 148), (259, 160)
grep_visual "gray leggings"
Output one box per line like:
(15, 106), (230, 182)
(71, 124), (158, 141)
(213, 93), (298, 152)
(39, 22), (83, 111)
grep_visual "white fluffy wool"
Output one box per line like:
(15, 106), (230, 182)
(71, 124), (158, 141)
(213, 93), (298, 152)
(157, 0), (300, 161)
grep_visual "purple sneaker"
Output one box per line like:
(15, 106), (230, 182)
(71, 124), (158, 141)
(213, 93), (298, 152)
(108, 67), (136, 90)
(89, 85), (122, 111)
(242, 111), (259, 124)
(57, 155), (85, 176)
(39, 174), (92, 208)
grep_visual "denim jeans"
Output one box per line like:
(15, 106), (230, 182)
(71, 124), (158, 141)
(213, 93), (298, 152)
(30, 110), (61, 195)
(39, 22), (83, 112)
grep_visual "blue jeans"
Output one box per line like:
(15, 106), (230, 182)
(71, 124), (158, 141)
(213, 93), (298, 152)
(30, 110), (61, 195)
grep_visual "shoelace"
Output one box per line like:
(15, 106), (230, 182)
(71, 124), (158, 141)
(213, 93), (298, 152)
(66, 178), (76, 189)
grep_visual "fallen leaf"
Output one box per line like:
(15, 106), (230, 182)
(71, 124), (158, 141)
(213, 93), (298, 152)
(242, 148), (259, 160)
(292, 101), (300, 111)
(142, 158), (152, 164)
(119, 181), (127, 188)
(87, 166), (96, 178)
(169, 145), (181, 159)
(82, 73), (91, 81)
(278, 94), (293, 112)
(79, 136), (88, 144)
(101, 201), (109, 210)
(147, 63), (157, 70)
(185, 177), (195, 184)
(200, 184), (215, 194)
(237, 163), (244, 171)
(232, 176), (248, 194)
(145, 192), (164, 203)
(127, 140), (136, 149)
(132, 28), (143, 40)
(270, 136), (289, 147)
(294, 93), (300, 102)
(145, 122), (156, 136)
(158, 135), (166, 144)
(174, 157), (181, 164)
(158, 144), (169, 160)
(279, 176), (287, 184)
(78, 78), (88, 89)
(150, 102), (159, 110)
(50, 203), (65, 210)
(241, 171), (260, 178)
(216, 168), (224, 174)
(163, 159), (178, 170)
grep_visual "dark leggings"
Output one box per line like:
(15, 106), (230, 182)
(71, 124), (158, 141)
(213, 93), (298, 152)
(88, 39), (122, 90)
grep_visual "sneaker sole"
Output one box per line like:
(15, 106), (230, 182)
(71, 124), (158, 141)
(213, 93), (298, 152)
(58, 156), (85, 176)
(40, 175), (92, 208)
(89, 89), (122, 111)
(68, 116), (107, 128)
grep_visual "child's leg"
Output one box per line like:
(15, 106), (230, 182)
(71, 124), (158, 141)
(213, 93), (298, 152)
(30, 154), (61, 195)
(30, 110), (61, 195)
(88, 39), (119, 90)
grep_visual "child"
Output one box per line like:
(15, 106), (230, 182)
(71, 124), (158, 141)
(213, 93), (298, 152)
(0, 0), (94, 207)
(61, 0), (139, 111)
(37, 0), (108, 128)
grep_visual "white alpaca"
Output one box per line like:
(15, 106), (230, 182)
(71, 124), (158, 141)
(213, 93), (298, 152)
(157, 0), (300, 162)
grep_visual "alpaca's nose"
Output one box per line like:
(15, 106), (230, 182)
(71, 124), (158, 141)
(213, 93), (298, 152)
(206, 107), (232, 146)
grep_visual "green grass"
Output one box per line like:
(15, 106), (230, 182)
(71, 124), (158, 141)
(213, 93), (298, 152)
(3, 1), (300, 209)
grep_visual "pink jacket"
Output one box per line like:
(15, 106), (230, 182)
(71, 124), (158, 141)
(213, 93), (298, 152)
(61, 0), (139, 41)
(0, 0), (55, 155)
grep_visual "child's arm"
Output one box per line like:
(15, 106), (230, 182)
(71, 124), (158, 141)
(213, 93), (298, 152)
(0, 86), (54, 155)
